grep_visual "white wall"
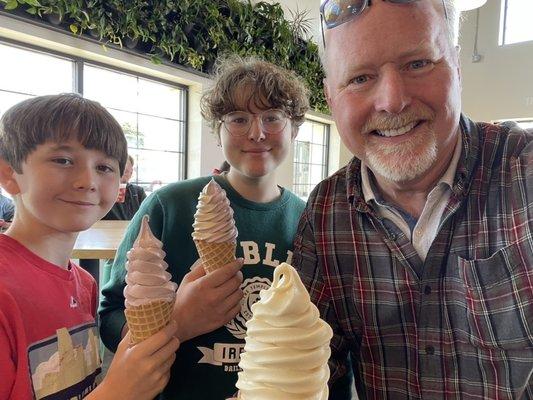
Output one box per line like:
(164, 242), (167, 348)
(459, 2), (533, 122)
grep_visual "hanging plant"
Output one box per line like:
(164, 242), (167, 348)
(0, 0), (329, 113)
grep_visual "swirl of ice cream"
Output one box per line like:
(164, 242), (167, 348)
(236, 263), (333, 400)
(124, 215), (178, 308)
(191, 178), (238, 243)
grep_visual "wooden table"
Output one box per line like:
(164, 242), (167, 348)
(72, 220), (130, 284)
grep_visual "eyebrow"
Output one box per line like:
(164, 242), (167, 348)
(47, 144), (75, 152)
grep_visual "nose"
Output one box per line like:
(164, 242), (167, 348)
(247, 116), (266, 142)
(374, 69), (411, 114)
(73, 167), (97, 191)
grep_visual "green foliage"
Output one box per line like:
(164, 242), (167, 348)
(0, 0), (328, 113)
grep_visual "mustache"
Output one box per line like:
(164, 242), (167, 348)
(362, 108), (435, 134)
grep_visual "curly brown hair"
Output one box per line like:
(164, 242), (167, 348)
(201, 55), (310, 134)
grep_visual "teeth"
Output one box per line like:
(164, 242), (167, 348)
(376, 121), (417, 137)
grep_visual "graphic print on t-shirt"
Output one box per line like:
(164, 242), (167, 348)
(27, 322), (101, 399)
(196, 240), (295, 372)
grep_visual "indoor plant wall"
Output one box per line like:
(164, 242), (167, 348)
(0, 0), (328, 113)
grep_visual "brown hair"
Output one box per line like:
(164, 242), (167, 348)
(0, 93), (128, 174)
(201, 55), (309, 133)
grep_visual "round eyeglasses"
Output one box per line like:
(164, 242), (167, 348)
(220, 109), (290, 137)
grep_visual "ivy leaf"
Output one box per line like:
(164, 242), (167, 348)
(23, 0), (41, 6)
(26, 6), (38, 14)
(4, 0), (18, 10)
(70, 24), (78, 34)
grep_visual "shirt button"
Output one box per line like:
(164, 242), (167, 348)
(415, 229), (422, 237)
(426, 346), (435, 355)
(424, 285), (432, 295)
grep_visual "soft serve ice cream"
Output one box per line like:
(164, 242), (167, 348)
(124, 215), (178, 343)
(236, 263), (333, 399)
(192, 178), (238, 273)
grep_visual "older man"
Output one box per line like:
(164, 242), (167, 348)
(293, 0), (532, 398)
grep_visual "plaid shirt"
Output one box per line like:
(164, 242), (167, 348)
(293, 116), (532, 399)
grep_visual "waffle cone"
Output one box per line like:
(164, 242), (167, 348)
(125, 299), (174, 344)
(194, 239), (236, 273)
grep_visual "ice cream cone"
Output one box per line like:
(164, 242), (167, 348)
(125, 299), (174, 345)
(194, 239), (236, 273)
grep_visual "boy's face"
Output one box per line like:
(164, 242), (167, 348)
(1, 139), (120, 234)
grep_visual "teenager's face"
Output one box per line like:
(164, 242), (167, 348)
(8, 139), (120, 234)
(219, 91), (296, 181)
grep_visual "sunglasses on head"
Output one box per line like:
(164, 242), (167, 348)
(319, 0), (448, 47)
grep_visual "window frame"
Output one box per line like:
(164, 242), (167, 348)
(292, 118), (330, 200)
(499, 0), (533, 45)
(0, 37), (189, 184)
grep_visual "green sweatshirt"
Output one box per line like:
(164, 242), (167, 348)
(99, 175), (305, 399)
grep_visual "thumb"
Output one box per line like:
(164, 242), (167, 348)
(116, 330), (132, 353)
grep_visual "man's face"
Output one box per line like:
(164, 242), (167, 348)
(324, 1), (462, 183)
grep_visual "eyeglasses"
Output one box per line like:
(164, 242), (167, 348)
(219, 109), (290, 137)
(319, 0), (448, 47)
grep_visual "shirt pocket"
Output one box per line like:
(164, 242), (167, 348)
(457, 241), (533, 350)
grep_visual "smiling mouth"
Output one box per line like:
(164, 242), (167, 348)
(61, 200), (95, 206)
(372, 120), (422, 138)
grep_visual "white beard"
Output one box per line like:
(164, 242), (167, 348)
(365, 129), (437, 182)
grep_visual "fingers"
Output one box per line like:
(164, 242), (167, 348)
(182, 260), (206, 283)
(135, 320), (178, 356)
(116, 330), (131, 353)
(205, 258), (244, 287)
(218, 287), (243, 315)
(151, 335), (179, 366)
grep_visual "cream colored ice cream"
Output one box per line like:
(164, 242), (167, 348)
(124, 215), (177, 344)
(192, 178), (238, 273)
(124, 215), (177, 307)
(236, 263), (333, 400)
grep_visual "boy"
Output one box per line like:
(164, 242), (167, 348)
(0, 94), (179, 399)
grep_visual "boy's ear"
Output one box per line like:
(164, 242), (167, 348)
(0, 159), (20, 195)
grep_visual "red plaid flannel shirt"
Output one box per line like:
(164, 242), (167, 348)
(294, 117), (532, 399)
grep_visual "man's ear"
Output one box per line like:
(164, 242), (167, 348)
(0, 159), (20, 196)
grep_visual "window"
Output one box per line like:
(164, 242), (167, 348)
(293, 120), (329, 199)
(84, 65), (186, 192)
(515, 119), (533, 129)
(500, 0), (533, 45)
(0, 41), (187, 192)
(0, 42), (73, 115)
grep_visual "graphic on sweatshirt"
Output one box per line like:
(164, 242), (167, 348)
(28, 323), (101, 399)
(197, 276), (271, 371)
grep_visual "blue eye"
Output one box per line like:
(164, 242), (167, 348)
(352, 75), (369, 85)
(409, 60), (431, 70)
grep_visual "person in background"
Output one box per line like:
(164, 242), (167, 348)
(100, 56), (309, 400)
(103, 154), (146, 220)
(293, 0), (532, 398)
(0, 94), (179, 399)
(212, 160), (231, 175)
(0, 189), (14, 230)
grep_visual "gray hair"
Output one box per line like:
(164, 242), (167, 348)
(320, 0), (460, 74)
